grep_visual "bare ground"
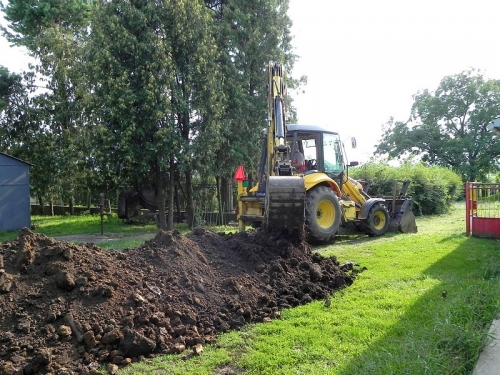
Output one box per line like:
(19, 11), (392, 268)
(0, 227), (363, 374)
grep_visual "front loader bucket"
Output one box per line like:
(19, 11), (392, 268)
(387, 198), (418, 233)
(382, 180), (418, 233)
(398, 209), (418, 233)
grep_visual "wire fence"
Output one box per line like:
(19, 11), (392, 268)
(31, 182), (237, 220)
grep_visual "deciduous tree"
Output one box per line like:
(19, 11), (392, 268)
(0, 66), (21, 112)
(205, 0), (299, 213)
(2, 0), (94, 211)
(376, 70), (500, 181)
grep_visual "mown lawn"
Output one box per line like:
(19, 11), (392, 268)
(0, 214), (143, 241)
(119, 203), (500, 375)
(0, 213), (237, 247)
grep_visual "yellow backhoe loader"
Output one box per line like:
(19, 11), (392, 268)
(235, 62), (417, 242)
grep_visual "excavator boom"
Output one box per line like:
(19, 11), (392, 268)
(261, 63), (305, 235)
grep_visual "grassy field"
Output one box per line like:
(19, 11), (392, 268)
(0, 215), (134, 240)
(121, 204), (500, 375)
(1, 204), (499, 374)
(0, 214), (180, 245)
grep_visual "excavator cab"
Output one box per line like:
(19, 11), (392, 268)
(286, 126), (344, 178)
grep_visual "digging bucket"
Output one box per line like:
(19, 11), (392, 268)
(385, 180), (418, 233)
(386, 198), (418, 233)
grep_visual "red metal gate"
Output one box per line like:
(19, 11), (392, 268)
(465, 182), (500, 238)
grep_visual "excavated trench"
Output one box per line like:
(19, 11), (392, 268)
(0, 227), (362, 374)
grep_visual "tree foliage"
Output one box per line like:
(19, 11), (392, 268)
(349, 163), (463, 215)
(0, 66), (22, 112)
(207, 0), (296, 179)
(87, 0), (223, 228)
(0, 0), (299, 221)
(0, 70), (62, 207)
(376, 70), (500, 181)
(1, 0), (94, 211)
(203, 0), (298, 217)
(0, 0), (90, 49)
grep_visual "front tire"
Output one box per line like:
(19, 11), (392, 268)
(362, 203), (390, 237)
(305, 185), (341, 243)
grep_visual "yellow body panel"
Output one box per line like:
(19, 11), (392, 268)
(248, 172), (367, 207)
(340, 175), (368, 204)
(244, 202), (262, 216)
(303, 173), (339, 194)
(249, 173), (342, 195)
(341, 200), (357, 221)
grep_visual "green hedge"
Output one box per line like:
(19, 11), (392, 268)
(348, 163), (463, 215)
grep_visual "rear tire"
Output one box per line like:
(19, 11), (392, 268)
(362, 203), (390, 237)
(305, 185), (341, 243)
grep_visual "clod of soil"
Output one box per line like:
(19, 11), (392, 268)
(0, 227), (362, 374)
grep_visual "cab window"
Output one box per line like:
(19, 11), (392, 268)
(323, 133), (343, 174)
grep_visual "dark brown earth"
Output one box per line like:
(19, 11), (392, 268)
(0, 227), (362, 375)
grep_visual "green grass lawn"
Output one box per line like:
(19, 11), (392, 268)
(31, 214), (160, 237)
(1, 204), (499, 374)
(120, 204), (500, 375)
(0, 214), (150, 242)
(0, 213), (236, 248)
(0, 213), (184, 244)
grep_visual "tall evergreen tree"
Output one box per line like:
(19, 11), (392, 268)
(88, 0), (223, 229)
(205, 0), (298, 212)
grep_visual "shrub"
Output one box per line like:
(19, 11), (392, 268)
(349, 162), (463, 215)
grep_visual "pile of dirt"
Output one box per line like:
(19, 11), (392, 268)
(0, 227), (362, 375)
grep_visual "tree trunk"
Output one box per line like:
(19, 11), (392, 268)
(155, 162), (167, 230)
(69, 196), (74, 215)
(174, 184), (180, 223)
(216, 176), (222, 225)
(220, 177), (234, 213)
(49, 199), (54, 216)
(87, 191), (91, 211)
(167, 158), (175, 230)
(185, 170), (194, 228)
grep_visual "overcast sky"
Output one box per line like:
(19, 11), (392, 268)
(288, 0), (500, 161)
(2, 0), (500, 161)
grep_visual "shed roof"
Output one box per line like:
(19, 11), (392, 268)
(0, 152), (33, 166)
(487, 118), (500, 136)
